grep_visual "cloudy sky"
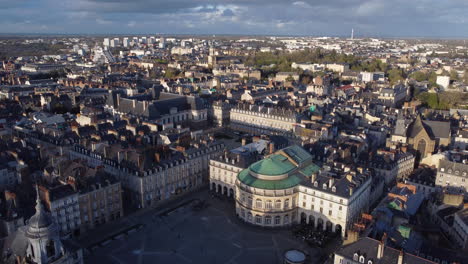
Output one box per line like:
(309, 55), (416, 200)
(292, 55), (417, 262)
(1, 0), (467, 37)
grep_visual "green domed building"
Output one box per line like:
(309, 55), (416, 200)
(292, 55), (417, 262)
(235, 145), (320, 227)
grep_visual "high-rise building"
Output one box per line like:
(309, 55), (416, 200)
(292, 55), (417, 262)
(103, 38), (110, 47)
(110, 38), (120, 47)
(159, 37), (166, 48)
(123, 37), (130, 47)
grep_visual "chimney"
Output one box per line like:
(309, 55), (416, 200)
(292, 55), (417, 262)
(269, 142), (275, 154)
(377, 233), (386, 259)
(329, 177), (334, 188)
(356, 167), (363, 174)
(346, 174), (353, 182)
(349, 185), (354, 196)
(242, 138), (247, 146)
(67, 178), (77, 191)
(311, 172), (317, 183)
(397, 250), (404, 264)
(116, 93), (120, 107)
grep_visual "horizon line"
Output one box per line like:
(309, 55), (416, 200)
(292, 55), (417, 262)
(0, 32), (467, 40)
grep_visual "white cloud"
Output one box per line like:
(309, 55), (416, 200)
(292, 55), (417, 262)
(96, 18), (112, 25)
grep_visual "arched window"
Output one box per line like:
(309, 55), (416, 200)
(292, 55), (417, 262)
(359, 256), (365, 263)
(275, 200), (281, 209)
(255, 215), (262, 224)
(265, 216), (272, 225)
(256, 199), (262, 208)
(368, 261), (373, 264)
(353, 253), (359, 261)
(265, 200), (272, 209)
(417, 139), (427, 158)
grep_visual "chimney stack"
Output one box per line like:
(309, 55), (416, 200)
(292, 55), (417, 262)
(377, 233), (387, 259)
(311, 172), (317, 183)
(397, 250), (404, 264)
(269, 142), (275, 154)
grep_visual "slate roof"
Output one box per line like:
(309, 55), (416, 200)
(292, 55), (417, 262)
(107, 92), (205, 120)
(48, 184), (77, 201)
(334, 237), (435, 264)
(407, 115), (450, 140)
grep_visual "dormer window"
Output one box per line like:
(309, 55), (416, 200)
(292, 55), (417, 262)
(359, 256), (365, 263)
(448, 169), (452, 173)
(353, 253), (359, 261)
(323, 184), (327, 189)
(368, 261), (373, 264)
(440, 168), (445, 172)
(314, 181), (318, 187)
(332, 186), (337, 192)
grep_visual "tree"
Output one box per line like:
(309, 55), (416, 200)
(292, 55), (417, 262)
(450, 70), (459, 81)
(464, 68), (468, 84)
(164, 68), (180, 78)
(417, 91), (467, 110)
(387, 68), (405, 85)
(409, 71), (428, 82)
(428, 72), (438, 87)
(285, 75), (295, 82)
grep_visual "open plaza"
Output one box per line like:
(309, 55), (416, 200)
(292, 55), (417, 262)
(83, 189), (331, 264)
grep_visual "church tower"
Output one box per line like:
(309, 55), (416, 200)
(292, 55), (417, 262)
(25, 187), (65, 263)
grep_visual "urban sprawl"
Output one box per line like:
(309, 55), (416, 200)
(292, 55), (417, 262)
(0, 35), (467, 264)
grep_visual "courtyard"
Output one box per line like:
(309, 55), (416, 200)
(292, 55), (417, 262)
(84, 190), (324, 264)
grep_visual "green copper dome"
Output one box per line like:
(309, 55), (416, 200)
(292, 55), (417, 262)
(237, 169), (302, 190)
(236, 145), (319, 190)
(249, 154), (295, 176)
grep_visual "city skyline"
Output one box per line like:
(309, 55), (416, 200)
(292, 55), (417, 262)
(1, 0), (468, 38)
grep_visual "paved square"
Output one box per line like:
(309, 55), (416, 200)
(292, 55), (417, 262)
(85, 193), (321, 264)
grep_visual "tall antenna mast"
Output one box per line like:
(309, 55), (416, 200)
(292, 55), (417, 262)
(351, 28), (354, 40)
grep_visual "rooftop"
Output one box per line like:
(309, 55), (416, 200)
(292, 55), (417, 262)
(249, 154), (296, 176)
(237, 145), (320, 190)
